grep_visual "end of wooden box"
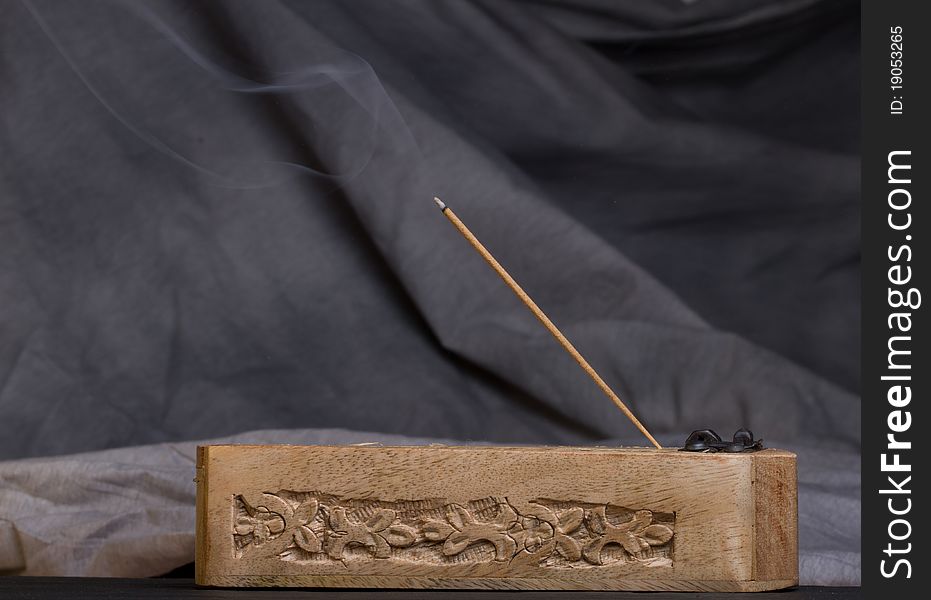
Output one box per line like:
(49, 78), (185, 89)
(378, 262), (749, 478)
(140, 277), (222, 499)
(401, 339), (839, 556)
(194, 446), (209, 586)
(752, 450), (799, 587)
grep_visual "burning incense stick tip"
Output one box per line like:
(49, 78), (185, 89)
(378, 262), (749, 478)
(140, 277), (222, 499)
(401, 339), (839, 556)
(433, 197), (447, 211)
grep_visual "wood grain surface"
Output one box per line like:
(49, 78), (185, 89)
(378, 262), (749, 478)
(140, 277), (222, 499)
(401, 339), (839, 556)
(196, 445), (797, 591)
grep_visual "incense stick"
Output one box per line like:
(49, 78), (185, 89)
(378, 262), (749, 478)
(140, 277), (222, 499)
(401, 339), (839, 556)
(434, 197), (662, 449)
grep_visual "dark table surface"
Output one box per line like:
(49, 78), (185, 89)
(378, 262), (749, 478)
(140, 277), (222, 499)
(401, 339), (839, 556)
(0, 577), (860, 599)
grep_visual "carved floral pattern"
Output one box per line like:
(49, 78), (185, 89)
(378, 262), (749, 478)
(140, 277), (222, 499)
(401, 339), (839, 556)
(232, 493), (674, 567)
(520, 504), (584, 560)
(327, 507), (417, 559)
(583, 507), (674, 565)
(442, 502), (518, 561)
(234, 506), (285, 546)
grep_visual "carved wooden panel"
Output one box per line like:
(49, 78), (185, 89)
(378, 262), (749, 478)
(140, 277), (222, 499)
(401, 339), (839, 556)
(232, 492), (674, 568)
(196, 445), (798, 591)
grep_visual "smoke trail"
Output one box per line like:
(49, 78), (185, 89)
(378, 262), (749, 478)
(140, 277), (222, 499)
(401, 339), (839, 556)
(22, 0), (422, 190)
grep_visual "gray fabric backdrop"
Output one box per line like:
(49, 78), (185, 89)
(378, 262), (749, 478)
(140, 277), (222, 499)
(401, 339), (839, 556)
(1, 0), (859, 583)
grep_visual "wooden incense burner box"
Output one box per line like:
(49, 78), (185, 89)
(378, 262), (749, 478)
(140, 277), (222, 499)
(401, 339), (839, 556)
(195, 445), (797, 592)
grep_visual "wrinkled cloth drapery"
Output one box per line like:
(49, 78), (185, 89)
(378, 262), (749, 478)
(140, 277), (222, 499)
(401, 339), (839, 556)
(1, 0), (858, 584)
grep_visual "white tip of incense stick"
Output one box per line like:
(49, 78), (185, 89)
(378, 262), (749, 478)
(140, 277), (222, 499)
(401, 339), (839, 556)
(433, 197), (447, 211)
